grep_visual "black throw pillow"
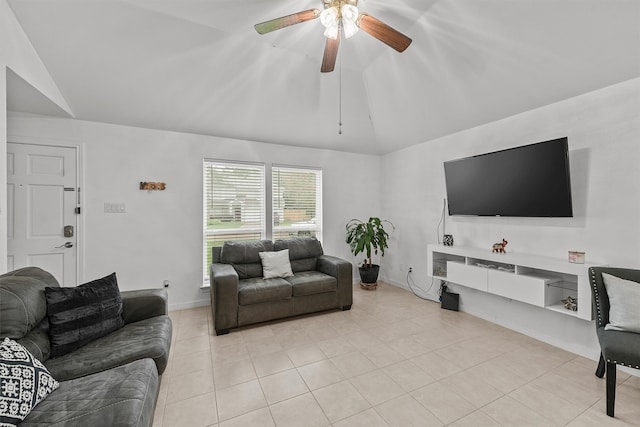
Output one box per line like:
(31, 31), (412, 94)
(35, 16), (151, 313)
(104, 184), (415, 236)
(45, 272), (124, 357)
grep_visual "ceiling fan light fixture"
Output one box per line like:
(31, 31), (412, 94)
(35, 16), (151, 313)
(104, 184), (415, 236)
(320, 6), (338, 27)
(320, 6), (340, 39)
(342, 19), (358, 38)
(341, 4), (359, 22)
(324, 22), (340, 39)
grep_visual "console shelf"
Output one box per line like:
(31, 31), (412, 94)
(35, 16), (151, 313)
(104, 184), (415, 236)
(427, 244), (597, 320)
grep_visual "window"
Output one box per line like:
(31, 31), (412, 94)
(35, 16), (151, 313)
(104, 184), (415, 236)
(272, 166), (322, 241)
(203, 161), (322, 285)
(203, 161), (265, 284)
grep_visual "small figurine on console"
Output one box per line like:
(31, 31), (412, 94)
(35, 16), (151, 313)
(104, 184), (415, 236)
(562, 296), (578, 311)
(492, 239), (508, 253)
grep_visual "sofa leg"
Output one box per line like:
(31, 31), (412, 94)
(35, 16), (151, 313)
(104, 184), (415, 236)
(606, 361), (616, 417)
(595, 353), (605, 378)
(216, 328), (230, 336)
(341, 305), (352, 311)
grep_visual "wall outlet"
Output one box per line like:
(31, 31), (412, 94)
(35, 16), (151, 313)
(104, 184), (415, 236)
(408, 267), (413, 273)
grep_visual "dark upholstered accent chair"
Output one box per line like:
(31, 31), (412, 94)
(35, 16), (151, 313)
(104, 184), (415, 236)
(589, 267), (640, 417)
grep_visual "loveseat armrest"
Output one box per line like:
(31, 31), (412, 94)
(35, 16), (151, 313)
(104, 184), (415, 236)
(317, 255), (353, 309)
(210, 263), (240, 334)
(121, 288), (168, 324)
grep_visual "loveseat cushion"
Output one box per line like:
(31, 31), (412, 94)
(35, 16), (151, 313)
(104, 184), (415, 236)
(238, 277), (292, 305)
(0, 267), (59, 340)
(287, 271), (337, 297)
(45, 316), (172, 381)
(21, 358), (158, 427)
(221, 240), (274, 279)
(275, 237), (323, 273)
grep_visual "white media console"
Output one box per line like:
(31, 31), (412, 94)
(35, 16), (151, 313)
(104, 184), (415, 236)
(427, 244), (596, 321)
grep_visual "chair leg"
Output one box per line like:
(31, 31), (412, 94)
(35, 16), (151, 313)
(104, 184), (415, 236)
(606, 361), (616, 417)
(595, 353), (605, 378)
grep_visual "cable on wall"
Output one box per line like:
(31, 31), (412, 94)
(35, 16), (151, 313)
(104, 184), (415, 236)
(406, 270), (437, 301)
(436, 198), (446, 244)
(338, 45), (343, 135)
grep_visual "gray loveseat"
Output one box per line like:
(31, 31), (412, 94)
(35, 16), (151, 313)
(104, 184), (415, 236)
(0, 267), (172, 427)
(210, 237), (352, 335)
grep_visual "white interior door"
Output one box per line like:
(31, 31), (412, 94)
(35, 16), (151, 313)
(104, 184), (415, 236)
(7, 143), (78, 286)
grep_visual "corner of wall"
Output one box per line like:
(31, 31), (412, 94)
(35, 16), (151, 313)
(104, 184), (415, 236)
(1, 65), (8, 273)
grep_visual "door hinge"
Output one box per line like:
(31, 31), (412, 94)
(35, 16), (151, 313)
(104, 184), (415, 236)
(75, 207), (81, 214)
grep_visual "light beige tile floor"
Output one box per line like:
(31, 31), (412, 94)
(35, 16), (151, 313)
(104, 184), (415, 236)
(154, 282), (640, 426)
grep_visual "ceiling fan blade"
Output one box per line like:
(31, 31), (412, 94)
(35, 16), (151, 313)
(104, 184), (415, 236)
(321, 34), (340, 73)
(255, 9), (320, 34)
(357, 14), (412, 52)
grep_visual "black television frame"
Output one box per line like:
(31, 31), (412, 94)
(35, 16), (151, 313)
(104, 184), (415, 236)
(443, 137), (573, 218)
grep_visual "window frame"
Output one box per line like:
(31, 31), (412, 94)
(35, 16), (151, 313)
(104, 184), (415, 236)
(202, 160), (323, 286)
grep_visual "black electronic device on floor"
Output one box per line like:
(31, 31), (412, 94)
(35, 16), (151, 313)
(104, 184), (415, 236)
(440, 284), (459, 311)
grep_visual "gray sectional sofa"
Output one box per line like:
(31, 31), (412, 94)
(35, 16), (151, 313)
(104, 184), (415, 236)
(210, 237), (353, 335)
(0, 267), (172, 427)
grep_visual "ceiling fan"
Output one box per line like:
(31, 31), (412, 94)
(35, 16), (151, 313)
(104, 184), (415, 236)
(254, 0), (412, 73)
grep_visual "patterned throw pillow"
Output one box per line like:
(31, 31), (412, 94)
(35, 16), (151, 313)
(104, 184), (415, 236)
(0, 338), (59, 426)
(45, 272), (125, 357)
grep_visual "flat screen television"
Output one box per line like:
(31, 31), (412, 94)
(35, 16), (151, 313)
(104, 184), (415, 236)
(444, 137), (573, 217)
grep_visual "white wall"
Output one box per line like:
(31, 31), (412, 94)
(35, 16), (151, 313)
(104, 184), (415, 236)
(7, 114), (381, 309)
(0, 67), (5, 270)
(0, 1), (71, 115)
(379, 78), (640, 359)
(1, 0), (73, 272)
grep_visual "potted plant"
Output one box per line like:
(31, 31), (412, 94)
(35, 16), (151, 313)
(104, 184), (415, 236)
(345, 217), (395, 290)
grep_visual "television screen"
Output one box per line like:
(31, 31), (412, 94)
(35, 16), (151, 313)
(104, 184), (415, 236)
(444, 137), (573, 217)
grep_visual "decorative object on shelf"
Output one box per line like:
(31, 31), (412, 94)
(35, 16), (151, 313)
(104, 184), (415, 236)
(345, 217), (395, 290)
(568, 251), (585, 264)
(443, 234), (454, 246)
(492, 238), (508, 253)
(562, 295), (578, 311)
(140, 181), (166, 191)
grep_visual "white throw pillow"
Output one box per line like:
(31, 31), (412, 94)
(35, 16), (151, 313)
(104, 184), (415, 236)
(259, 249), (294, 279)
(602, 273), (640, 333)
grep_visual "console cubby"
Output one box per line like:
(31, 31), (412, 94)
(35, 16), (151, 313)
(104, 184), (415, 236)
(427, 244), (597, 320)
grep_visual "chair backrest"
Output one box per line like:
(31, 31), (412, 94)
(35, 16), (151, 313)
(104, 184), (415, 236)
(590, 267), (640, 328)
(275, 237), (324, 273)
(0, 267), (60, 362)
(212, 237), (325, 277)
(219, 240), (275, 279)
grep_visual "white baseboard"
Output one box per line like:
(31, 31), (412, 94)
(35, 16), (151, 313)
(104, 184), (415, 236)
(384, 277), (441, 303)
(168, 299), (210, 312)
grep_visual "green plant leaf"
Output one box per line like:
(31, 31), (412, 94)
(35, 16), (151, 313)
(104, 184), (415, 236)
(344, 217), (394, 264)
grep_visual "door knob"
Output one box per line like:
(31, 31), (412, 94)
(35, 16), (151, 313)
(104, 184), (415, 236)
(55, 242), (73, 249)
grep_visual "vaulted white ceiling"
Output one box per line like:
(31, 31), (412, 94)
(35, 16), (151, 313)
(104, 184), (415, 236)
(6, 0), (640, 154)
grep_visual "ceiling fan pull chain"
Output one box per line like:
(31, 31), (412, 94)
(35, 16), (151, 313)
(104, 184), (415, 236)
(338, 35), (343, 135)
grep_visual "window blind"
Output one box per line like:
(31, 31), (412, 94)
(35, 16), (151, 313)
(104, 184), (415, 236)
(203, 160), (265, 283)
(272, 166), (322, 242)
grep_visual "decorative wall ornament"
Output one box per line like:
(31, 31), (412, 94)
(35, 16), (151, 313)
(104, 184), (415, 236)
(140, 182), (166, 191)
